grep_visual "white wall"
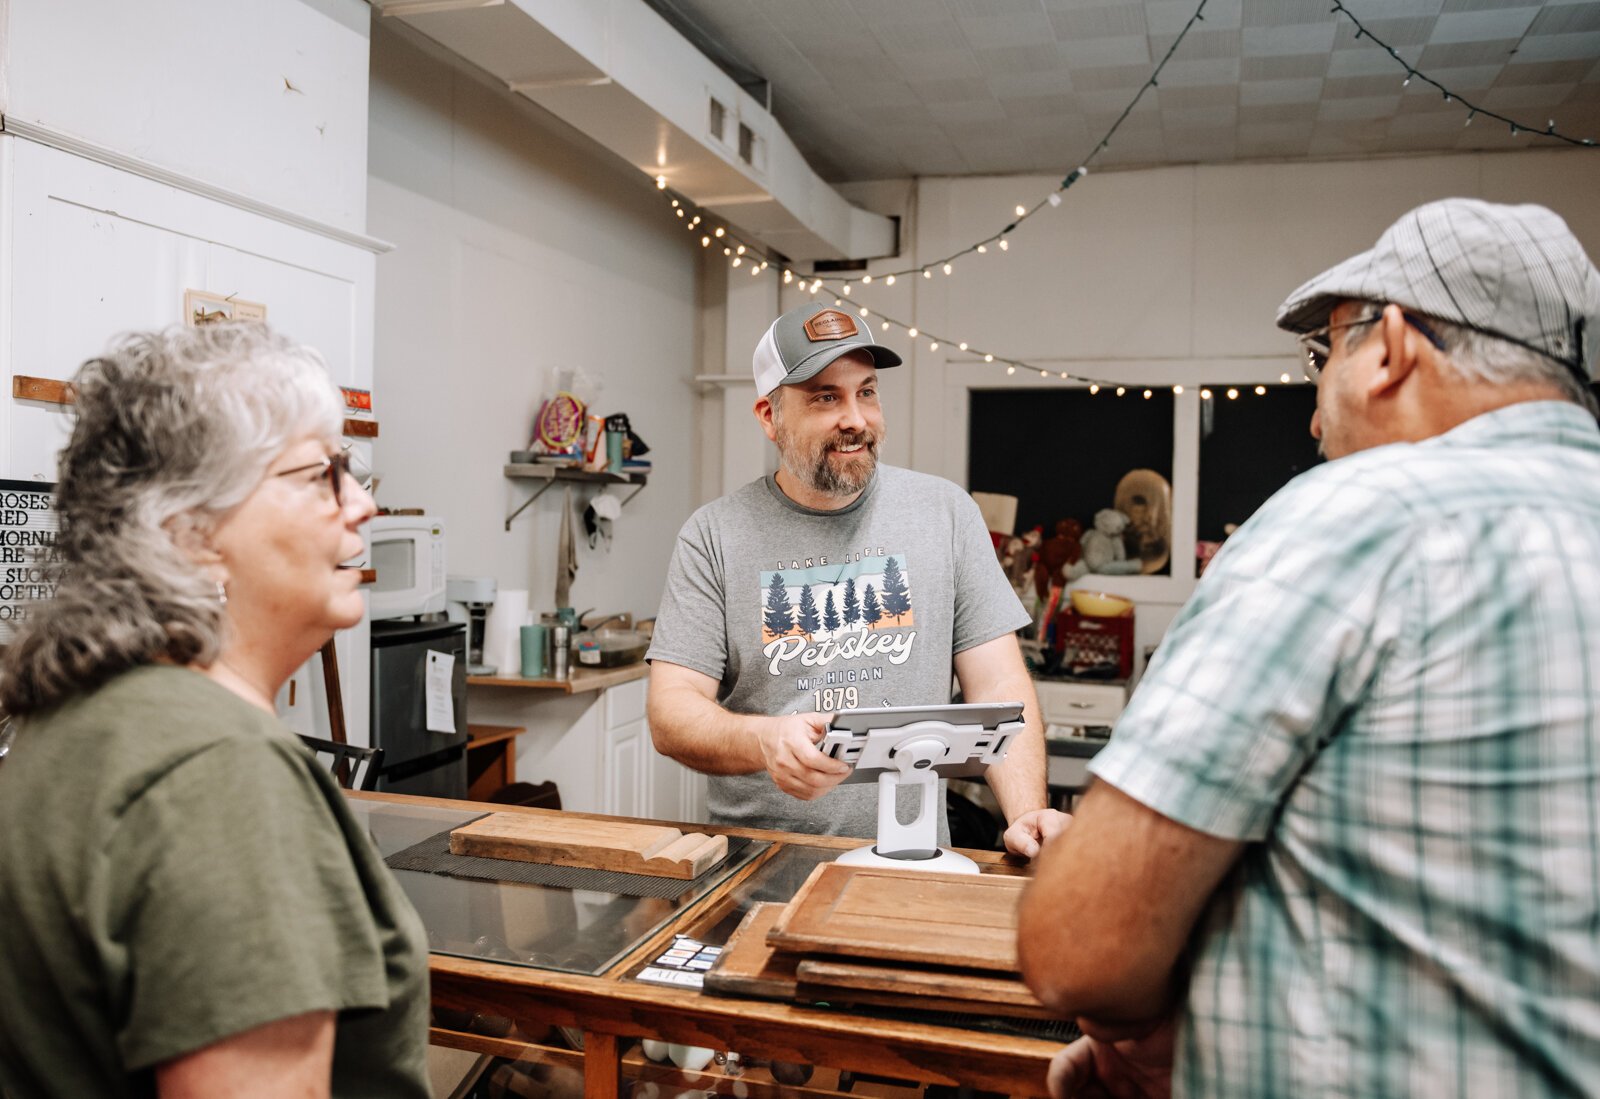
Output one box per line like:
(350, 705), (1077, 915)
(367, 20), (700, 625)
(748, 150), (1600, 669)
(1, 0), (371, 232)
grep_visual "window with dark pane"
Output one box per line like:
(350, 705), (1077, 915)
(967, 387), (1174, 575)
(1197, 385), (1322, 557)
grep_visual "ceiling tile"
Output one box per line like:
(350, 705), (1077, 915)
(945, 0), (1042, 16)
(957, 13), (1057, 50)
(1513, 29), (1600, 61)
(871, 18), (969, 53)
(1159, 57), (1245, 87)
(1156, 83), (1240, 108)
(1431, 7), (1541, 42)
(1317, 94), (1405, 120)
(1418, 39), (1520, 65)
(1326, 49), (1402, 77)
(1163, 104), (1239, 128)
(1498, 59), (1594, 84)
(1147, 27), (1241, 60)
(1073, 62), (1162, 92)
(1335, 15), (1442, 48)
(1001, 93), (1080, 118)
(1242, 0), (1336, 27)
(1528, 3), (1600, 32)
(1242, 22), (1339, 57)
(1239, 77), (1326, 105)
(1050, 3), (1147, 38)
(1060, 34), (1153, 66)
(1146, 0), (1242, 33)
(930, 99), (1010, 125)
(1482, 82), (1579, 108)
(909, 77), (996, 103)
(1241, 53), (1331, 81)
(1239, 102), (1319, 125)
(1325, 73), (1414, 98)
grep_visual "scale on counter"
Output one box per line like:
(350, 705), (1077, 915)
(819, 702), (1025, 875)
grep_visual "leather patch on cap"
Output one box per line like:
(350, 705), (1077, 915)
(804, 309), (859, 342)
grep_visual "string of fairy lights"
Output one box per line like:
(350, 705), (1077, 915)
(651, 0), (1596, 398)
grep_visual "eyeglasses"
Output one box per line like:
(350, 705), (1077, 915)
(272, 451), (352, 507)
(1298, 310), (1447, 382)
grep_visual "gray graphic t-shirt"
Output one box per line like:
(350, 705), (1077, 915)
(646, 465), (1030, 839)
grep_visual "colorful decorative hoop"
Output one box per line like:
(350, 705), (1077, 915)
(536, 391), (586, 450)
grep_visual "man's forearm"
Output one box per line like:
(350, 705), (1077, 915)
(972, 674), (1048, 822)
(648, 683), (767, 775)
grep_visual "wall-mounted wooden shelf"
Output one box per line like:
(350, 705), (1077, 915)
(502, 463), (647, 530)
(343, 418), (379, 438)
(12, 376), (73, 404)
(466, 662), (647, 694)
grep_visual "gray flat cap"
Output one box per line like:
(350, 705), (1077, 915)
(1276, 198), (1600, 380)
(752, 303), (903, 396)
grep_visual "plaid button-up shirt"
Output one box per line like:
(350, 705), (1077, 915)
(1092, 400), (1600, 1098)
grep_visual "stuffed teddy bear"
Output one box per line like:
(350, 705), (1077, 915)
(1081, 508), (1143, 575)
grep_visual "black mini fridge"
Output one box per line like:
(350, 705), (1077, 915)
(370, 618), (469, 799)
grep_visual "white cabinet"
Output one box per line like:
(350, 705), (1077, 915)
(1034, 679), (1127, 737)
(602, 678), (707, 823)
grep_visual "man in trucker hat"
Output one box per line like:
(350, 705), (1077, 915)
(646, 301), (1064, 860)
(1018, 198), (1600, 1099)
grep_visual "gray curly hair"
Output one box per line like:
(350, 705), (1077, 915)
(0, 324), (343, 716)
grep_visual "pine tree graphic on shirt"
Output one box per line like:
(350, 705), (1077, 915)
(842, 577), (860, 626)
(763, 571), (795, 641)
(880, 556), (912, 624)
(795, 584), (821, 640)
(861, 582), (882, 627)
(823, 589), (840, 632)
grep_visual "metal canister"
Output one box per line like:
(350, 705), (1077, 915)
(551, 624), (571, 680)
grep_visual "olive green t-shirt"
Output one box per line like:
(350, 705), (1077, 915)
(0, 664), (431, 1098)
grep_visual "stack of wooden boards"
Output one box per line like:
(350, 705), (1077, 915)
(705, 862), (1050, 1019)
(448, 813), (728, 879)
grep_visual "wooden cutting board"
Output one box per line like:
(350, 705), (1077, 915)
(448, 813), (728, 879)
(794, 958), (1054, 1020)
(702, 903), (800, 1001)
(766, 862), (1026, 971)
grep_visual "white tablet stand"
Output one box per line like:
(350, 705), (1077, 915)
(820, 707), (1024, 875)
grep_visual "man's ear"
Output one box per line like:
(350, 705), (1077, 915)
(1367, 303), (1420, 398)
(753, 392), (779, 442)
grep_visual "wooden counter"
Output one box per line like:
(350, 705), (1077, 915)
(350, 791), (1056, 1098)
(467, 661), (648, 694)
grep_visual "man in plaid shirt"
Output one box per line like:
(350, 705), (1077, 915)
(1019, 198), (1600, 1099)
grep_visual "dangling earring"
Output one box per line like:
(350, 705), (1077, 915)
(216, 580), (228, 606)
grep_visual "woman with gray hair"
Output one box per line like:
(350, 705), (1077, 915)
(0, 325), (430, 1098)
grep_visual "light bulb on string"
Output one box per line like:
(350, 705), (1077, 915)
(736, 245), (745, 255)
(977, 244), (987, 254)
(908, 327), (918, 338)
(985, 353), (995, 362)
(655, 175), (666, 189)
(1048, 193), (1061, 207)
(1040, 369), (1050, 378)
(923, 269), (932, 279)
(1116, 386), (1126, 397)
(670, 199), (679, 208)
(723, 247), (732, 256)
(1089, 384), (1100, 395)
(858, 307), (869, 317)
(880, 321), (889, 331)
(1143, 388), (1153, 399)
(810, 279), (822, 292)
(1174, 385), (1184, 394)
(701, 236), (711, 247)
(1015, 205), (1026, 217)
(998, 239), (1009, 251)
(731, 257), (741, 267)
(862, 275), (873, 284)
(1280, 373), (1291, 383)
(1255, 385), (1266, 395)
(1006, 365), (1016, 375)
(1059, 372), (1069, 379)
(959, 342), (969, 351)
(929, 341), (939, 351)
(943, 263), (953, 275)
(750, 264), (760, 276)
(714, 227), (725, 238)
(886, 274), (896, 286)
(843, 284), (852, 296)
(1227, 388), (1239, 400)
(1201, 388), (1212, 400)
(676, 208), (685, 218)
(835, 299), (843, 306)
(783, 270), (793, 283)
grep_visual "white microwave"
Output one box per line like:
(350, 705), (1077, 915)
(368, 514), (446, 620)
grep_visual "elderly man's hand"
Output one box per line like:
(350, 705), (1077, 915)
(758, 712), (851, 800)
(1003, 807), (1072, 860)
(1047, 1014), (1175, 1099)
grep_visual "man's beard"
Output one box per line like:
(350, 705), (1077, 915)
(775, 423), (882, 498)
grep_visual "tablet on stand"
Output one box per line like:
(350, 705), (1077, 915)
(819, 702), (1025, 875)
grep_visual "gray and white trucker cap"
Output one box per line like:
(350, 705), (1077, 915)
(1276, 198), (1600, 381)
(752, 303), (904, 396)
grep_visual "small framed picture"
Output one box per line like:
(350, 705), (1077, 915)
(183, 289), (267, 327)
